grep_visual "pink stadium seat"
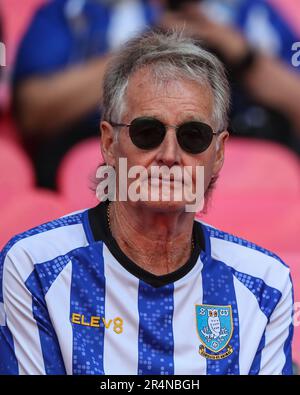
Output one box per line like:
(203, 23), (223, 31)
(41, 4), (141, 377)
(268, 0), (300, 38)
(0, 137), (35, 208)
(218, 138), (300, 196)
(57, 137), (104, 211)
(199, 193), (300, 253)
(0, 189), (71, 249)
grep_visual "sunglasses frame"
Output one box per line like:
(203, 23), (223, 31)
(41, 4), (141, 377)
(109, 116), (219, 154)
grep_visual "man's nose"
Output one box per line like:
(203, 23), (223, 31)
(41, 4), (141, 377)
(155, 127), (181, 167)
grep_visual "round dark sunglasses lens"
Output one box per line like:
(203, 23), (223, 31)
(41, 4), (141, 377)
(129, 119), (165, 150)
(177, 122), (213, 153)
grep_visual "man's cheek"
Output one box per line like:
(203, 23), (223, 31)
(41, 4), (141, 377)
(202, 165), (213, 191)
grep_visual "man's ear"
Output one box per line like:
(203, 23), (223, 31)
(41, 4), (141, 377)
(100, 121), (116, 167)
(212, 131), (229, 177)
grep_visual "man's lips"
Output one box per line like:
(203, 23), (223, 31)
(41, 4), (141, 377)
(148, 175), (184, 184)
(137, 168), (194, 186)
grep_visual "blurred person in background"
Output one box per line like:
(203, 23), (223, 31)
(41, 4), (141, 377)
(160, 0), (300, 154)
(12, 0), (157, 189)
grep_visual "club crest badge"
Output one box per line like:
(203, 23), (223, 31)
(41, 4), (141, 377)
(195, 304), (234, 360)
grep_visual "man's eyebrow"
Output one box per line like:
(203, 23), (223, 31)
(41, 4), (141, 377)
(177, 115), (212, 125)
(134, 113), (210, 124)
(182, 115), (208, 122)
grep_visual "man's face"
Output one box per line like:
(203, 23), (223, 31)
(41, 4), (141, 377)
(101, 67), (228, 213)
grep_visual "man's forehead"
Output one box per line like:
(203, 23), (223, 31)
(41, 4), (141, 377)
(124, 68), (214, 122)
(127, 67), (210, 93)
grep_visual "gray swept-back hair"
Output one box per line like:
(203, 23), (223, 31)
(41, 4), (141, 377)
(101, 28), (230, 132)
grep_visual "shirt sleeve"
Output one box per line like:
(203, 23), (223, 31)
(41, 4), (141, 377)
(253, 270), (294, 375)
(13, 3), (73, 84)
(0, 246), (66, 375)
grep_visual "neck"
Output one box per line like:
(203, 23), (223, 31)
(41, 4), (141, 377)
(108, 202), (195, 276)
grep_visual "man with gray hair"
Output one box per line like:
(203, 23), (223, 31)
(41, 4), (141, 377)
(0, 29), (293, 375)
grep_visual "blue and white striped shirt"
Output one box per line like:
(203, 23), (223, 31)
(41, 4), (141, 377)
(0, 203), (294, 375)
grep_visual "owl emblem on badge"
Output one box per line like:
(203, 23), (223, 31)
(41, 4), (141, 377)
(208, 309), (221, 338)
(196, 304), (234, 359)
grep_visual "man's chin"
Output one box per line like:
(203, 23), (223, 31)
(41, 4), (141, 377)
(129, 199), (196, 214)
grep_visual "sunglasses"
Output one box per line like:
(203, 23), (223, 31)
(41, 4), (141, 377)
(109, 117), (219, 154)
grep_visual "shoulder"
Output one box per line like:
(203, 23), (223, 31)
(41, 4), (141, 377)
(198, 220), (292, 293)
(29, 0), (66, 21)
(13, 0), (71, 82)
(19, 0), (67, 37)
(0, 209), (90, 285)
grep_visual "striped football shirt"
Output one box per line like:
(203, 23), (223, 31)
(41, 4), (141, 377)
(0, 202), (294, 375)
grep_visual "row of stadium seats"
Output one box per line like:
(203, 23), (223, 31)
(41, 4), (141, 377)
(2, 135), (299, 216)
(1, 135), (300, 249)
